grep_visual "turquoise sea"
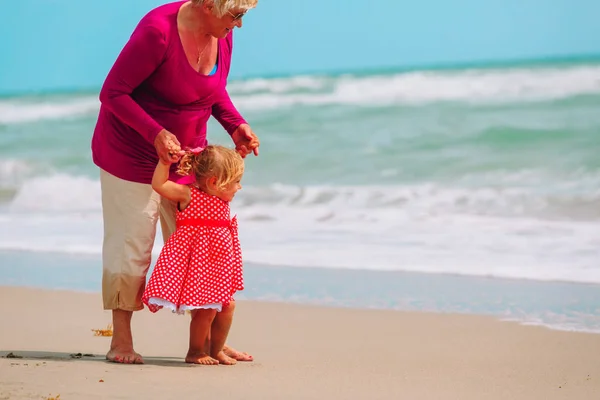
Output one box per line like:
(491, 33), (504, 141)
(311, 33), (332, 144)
(1, 59), (599, 332)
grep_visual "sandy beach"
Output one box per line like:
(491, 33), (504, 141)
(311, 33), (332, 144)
(1, 286), (599, 399)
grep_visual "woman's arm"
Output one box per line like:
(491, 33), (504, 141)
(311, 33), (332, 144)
(152, 161), (191, 208)
(99, 25), (168, 145)
(211, 87), (247, 135)
(211, 32), (259, 156)
(212, 87), (259, 156)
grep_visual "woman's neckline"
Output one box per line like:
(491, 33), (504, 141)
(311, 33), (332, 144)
(174, 1), (220, 77)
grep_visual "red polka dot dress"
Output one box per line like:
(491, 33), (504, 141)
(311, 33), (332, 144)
(142, 187), (243, 314)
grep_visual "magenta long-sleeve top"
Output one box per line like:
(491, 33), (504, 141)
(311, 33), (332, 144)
(91, 1), (246, 184)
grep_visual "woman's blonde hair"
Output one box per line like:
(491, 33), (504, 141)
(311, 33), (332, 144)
(177, 145), (244, 190)
(192, 0), (258, 18)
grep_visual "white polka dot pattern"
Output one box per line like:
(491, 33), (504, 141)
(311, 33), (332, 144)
(142, 188), (244, 313)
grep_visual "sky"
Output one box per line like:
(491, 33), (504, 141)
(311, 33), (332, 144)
(1, 0), (600, 95)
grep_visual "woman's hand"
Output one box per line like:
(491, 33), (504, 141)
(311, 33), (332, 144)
(231, 124), (260, 158)
(154, 129), (181, 163)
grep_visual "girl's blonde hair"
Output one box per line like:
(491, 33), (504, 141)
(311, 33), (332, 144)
(192, 0), (258, 18)
(177, 145), (244, 190)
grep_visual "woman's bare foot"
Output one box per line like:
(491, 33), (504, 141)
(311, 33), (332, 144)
(106, 347), (144, 364)
(223, 345), (253, 362)
(106, 310), (143, 364)
(213, 351), (237, 365)
(185, 352), (219, 365)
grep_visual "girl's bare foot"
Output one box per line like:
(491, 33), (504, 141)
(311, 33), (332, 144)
(213, 351), (237, 365)
(187, 309), (218, 365)
(185, 352), (219, 365)
(223, 345), (253, 361)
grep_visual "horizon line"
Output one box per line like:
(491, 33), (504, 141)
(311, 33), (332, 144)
(2, 51), (600, 98)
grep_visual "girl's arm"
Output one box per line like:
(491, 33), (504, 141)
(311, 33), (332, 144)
(151, 161), (191, 209)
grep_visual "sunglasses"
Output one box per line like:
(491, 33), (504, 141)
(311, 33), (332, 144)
(228, 10), (247, 20)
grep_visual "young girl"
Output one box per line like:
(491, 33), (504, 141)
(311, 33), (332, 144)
(142, 144), (245, 365)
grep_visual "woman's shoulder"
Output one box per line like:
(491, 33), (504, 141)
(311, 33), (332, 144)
(135, 1), (182, 38)
(222, 31), (234, 54)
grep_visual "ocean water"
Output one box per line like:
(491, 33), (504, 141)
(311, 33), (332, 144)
(1, 61), (599, 331)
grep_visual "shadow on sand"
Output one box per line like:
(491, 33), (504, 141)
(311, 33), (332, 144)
(0, 350), (195, 368)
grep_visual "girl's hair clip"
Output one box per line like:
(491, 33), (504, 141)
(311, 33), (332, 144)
(189, 146), (205, 154)
(178, 146), (205, 156)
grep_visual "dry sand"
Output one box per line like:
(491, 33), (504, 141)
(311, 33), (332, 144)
(1, 286), (599, 399)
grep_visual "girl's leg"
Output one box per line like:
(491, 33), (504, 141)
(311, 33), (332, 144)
(220, 300), (253, 362)
(210, 300), (242, 365)
(186, 309), (219, 365)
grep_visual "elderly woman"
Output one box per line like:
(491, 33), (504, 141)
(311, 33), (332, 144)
(91, 0), (259, 364)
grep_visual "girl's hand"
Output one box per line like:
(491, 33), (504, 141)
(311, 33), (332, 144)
(154, 129), (181, 163)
